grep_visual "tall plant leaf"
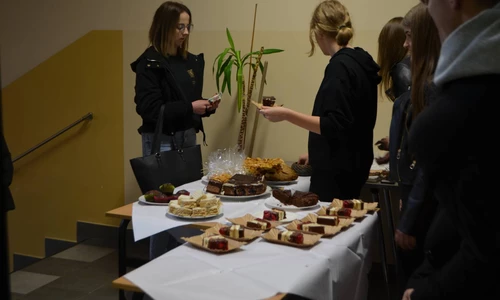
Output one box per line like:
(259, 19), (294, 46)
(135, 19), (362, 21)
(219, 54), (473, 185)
(237, 67), (244, 112)
(224, 59), (233, 94)
(216, 55), (233, 92)
(242, 48), (284, 63)
(226, 28), (236, 51)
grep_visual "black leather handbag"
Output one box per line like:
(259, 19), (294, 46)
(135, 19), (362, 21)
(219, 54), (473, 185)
(129, 104), (203, 194)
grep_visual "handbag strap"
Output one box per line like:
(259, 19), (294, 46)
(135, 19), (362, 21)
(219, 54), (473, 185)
(151, 104), (166, 155)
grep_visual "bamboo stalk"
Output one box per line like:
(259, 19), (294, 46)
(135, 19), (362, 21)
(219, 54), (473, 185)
(247, 3), (258, 95)
(248, 61), (268, 158)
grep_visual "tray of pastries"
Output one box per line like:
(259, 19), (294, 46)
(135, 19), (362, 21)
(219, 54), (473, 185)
(285, 213), (354, 237)
(204, 223), (263, 243)
(182, 232), (245, 254)
(261, 228), (322, 248)
(167, 191), (223, 219)
(226, 213), (280, 231)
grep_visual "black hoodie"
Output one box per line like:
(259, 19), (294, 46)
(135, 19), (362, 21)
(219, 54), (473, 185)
(308, 47), (381, 199)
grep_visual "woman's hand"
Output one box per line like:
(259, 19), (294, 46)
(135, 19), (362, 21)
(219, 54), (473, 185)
(192, 100), (212, 115)
(259, 106), (290, 122)
(298, 153), (309, 165)
(395, 229), (416, 250)
(375, 136), (389, 151)
(376, 152), (390, 165)
(208, 99), (220, 111)
(402, 288), (414, 300)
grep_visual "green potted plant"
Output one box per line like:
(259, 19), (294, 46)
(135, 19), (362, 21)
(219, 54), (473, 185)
(212, 28), (284, 152)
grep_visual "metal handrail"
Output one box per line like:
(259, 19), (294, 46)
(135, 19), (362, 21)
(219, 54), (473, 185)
(12, 112), (94, 163)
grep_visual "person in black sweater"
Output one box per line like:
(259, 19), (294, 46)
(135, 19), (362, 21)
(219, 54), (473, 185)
(131, 1), (220, 260)
(374, 16), (411, 165)
(403, 1), (500, 299)
(259, 0), (381, 201)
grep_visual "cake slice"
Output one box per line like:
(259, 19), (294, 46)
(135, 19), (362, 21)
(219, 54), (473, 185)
(176, 207), (192, 217)
(169, 202), (181, 214)
(199, 197), (219, 208)
(342, 199), (364, 210)
(192, 207), (207, 217)
(202, 235), (228, 250)
(326, 207), (352, 217)
(246, 218), (270, 230)
(317, 216), (339, 226)
(219, 225), (244, 238)
(263, 209), (286, 221)
(206, 205), (220, 215)
(298, 222), (325, 234)
(277, 230), (304, 244)
(206, 180), (223, 194)
(178, 196), (197, 208)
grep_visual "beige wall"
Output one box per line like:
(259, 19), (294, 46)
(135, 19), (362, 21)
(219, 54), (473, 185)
(122, 0), (418, 203)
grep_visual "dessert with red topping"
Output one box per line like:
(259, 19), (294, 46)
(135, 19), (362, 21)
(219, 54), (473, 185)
(326, 207), (352, 217)
(342, 200), (364, 210)
(263, 208), (286, 221)
(202, 235), (228, 250)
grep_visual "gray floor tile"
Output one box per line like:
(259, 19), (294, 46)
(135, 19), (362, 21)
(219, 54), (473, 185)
(22, 257), (88, 277)
(53, 243), (115, 262)
(22, 286), (87, 300)
(45, 261), (117, 293)
(10, 293), (25, 299)
(79, 283), (118, 300)
(10, 271), (59, 295)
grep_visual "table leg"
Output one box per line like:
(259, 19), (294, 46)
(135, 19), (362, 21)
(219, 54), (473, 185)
(382, 188), (399, 277)
(370, 189), (390, 287)
(118, 219), (130, 300)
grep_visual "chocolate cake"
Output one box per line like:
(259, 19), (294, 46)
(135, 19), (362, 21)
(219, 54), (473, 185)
(246, 219), (270, 230)
(206, 180), (223, 194)
(221, 174), (267, 196)
(317, 216), (339, 226)
(272, 189), (319, 207)
(326, 207), (352, 217)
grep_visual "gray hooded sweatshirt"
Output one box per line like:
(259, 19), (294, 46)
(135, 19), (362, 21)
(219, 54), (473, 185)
(433, 2), (500, 87)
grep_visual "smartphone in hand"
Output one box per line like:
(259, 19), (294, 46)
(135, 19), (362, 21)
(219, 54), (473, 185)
(208, 92), (222, 104)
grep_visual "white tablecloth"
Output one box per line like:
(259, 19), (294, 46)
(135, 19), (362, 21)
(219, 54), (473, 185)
(132, 176), (312, 241)
(125, 212), (379, 300)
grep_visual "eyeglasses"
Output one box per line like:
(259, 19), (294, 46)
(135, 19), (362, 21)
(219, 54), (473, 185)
(177, 23), (194, 32)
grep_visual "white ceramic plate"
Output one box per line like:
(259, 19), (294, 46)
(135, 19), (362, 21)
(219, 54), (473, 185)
(264, 197), (320, 211)
(217, 186), (272, 200)
(166, 208), (224, 220)
(265, 180), (298, 186)
(251, 210), (297, 223)
(138, 195), (171, 206)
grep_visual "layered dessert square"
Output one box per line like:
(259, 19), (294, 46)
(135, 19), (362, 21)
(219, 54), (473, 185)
(222, 174), (267, 196)
(326, 207), (352, 217)
(246, 218), (270, 230)
(202, 235), (228, 250)
(277, 230), (304, 244)
(219, 225), (244, 238)
(298, 222), (325, 234)
(343, 200), (364, 210)
(263, 208), (286, 221)
(317, 216), (339, 226)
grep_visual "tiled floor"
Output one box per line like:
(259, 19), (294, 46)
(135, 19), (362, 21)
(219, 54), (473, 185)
(10, 238), (398, 300)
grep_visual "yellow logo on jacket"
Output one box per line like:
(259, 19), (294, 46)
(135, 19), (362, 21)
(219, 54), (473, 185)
(187, 69), (196, 85)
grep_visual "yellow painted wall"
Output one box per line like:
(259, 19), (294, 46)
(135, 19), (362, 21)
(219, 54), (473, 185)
(3, 31), (124, 264)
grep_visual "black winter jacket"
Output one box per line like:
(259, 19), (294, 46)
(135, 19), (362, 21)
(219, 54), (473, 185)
(131, 47), (213, 141)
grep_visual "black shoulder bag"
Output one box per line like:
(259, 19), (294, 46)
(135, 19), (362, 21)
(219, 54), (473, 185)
(129, 60), (203, 193)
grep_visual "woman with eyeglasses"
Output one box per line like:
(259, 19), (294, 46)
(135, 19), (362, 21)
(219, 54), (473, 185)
(131, 1), (219, 260)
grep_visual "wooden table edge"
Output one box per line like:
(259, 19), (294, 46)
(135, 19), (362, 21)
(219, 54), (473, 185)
(112, 277), (142, 293)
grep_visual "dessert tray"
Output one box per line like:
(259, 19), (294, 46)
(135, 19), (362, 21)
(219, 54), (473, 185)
(138, 195), (170, 206)
(261, 228), (322, 248)
(182, 232), (245, 254)
(264, 197), (320, 211)
(166, 190), (223, 219)
(203, 223), (263, 243)
(226, 214), (279, 231)
(251, 210), (297, 223)
(166, 209), (223, 220)
(265, 180), (298, 186)
(217, 186), (272, 200)
(285, 213), (354, 238)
